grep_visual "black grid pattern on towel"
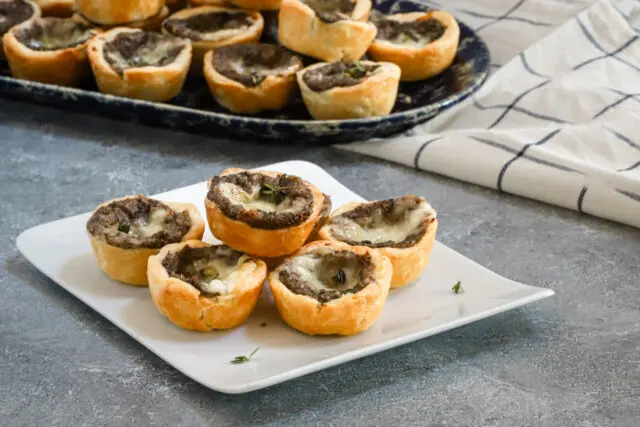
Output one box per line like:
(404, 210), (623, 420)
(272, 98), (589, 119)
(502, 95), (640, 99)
(412, 1), (640, 215)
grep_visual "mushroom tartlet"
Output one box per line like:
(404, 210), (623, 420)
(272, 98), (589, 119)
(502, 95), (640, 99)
(204, 43), (302, 114)
(162, 6), (263, 74)
(0, 0), (40, 58)
(86, 195), (205, 286)
(74, 0), (164, 26)
(268, 241), (392, 336)
(88, 28), (191, 102)
(205, 168), (325, 258)
(3, 17), (98, 86)
(278, 0), (375, 62)
(72, 7), (170, 32)
(35, 0), (72, 17)
(297, 59), (401, 120)
(318, 195), (438, 288)
(367, 11), (460, 81)
(147, 240), (267, 331)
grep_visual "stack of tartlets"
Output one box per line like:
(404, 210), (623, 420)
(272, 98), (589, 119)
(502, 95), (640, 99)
(1, 0), (461, 119)
(86, 168), (438, 336)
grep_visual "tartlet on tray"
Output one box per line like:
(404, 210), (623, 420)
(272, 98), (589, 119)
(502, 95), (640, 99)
(278, 0), (376, 62)
(74, 0), (164, 26)
(268, 240), (393, 336)
(297, 59), (401, 120)
(86, 195), (205, 286)
(203, 43), (302, 114)
(318, 195), (438, 288)
(0, 0), (40, 58)
(147, 240), (267, 331)
(205, 168), (325, 257)
(3, 17), (99, 86)
(87, 27), (192, 102)
(162, 6), (264, 74)
(367, 10), (460, 81)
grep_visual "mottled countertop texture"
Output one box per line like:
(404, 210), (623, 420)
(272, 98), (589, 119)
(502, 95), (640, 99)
(1, 99), (639, 427)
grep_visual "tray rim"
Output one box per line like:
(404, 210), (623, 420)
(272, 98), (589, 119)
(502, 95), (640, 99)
(0, 10), (491, 130)
(14, 160), (553, 394)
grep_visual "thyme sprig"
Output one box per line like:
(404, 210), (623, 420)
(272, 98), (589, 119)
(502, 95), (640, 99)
(230, 347), (260, 364)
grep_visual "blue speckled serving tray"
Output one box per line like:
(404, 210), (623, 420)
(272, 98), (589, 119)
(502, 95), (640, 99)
(0, 0), (490, 144)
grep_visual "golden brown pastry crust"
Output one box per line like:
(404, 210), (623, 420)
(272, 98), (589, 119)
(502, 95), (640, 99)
(367, 11), (460, 81)
(318, 201), (438, 288)
(228, 0), (280, 11)
(147, 240), (267, 331)
(297, 60), (401, 120)
(204, 168), (325, 258)
(162, 6), (263, 75)
(36, 0), (73, 17)
(268, 240), (392, 336)
(74, 0), (164, 25)
(203, 49), (300, 114)
(277, 0), (375, 62)
(3, 18), (99, 87)
(72, 7), (170, 31)
(0, 0), (40, 59)
(87, 27), (192, 102)
(87, 196), (205, 286)
(189, 0), (236, 7)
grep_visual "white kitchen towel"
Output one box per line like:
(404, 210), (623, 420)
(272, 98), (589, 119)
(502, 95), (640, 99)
(339, 0), (640, 229)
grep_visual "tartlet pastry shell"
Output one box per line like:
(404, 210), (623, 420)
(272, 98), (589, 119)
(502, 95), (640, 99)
(0, 0), (40, 59)
(147, 240), (267, 331)
(297, 60), (401, 120)
(228, 0), (281, 11)
(72, 7), (170, 31)
(203, 49), (300, 114)
(278, 0), (376, 62)
(367, 11), (460, 81)
(268, 240), (392, 336)
(318, 201), (438, 288)
(189, 0), (237, 7)
(36, 0), (73, 17)
(162, 6), (263, 75)
(87, 27), (192, 102)
(205, 167), (325, 257)
(87, 196), (205, 286)
(3, 18), (99, 87)
(74, 0), (164, 25)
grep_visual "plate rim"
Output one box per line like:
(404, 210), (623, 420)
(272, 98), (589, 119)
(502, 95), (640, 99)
(15, 160), (554, 394)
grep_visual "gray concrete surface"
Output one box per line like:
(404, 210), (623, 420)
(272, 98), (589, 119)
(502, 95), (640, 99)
(1, 99), (639, 426)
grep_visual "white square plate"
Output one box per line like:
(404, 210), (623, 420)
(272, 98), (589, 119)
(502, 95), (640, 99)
(16, 160), (554, 394)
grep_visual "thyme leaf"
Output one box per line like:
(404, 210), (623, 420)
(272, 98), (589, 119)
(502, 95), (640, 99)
(452, 281), (463, 294)
(230, 347), (260, 364)
(117, 221), (130, 233)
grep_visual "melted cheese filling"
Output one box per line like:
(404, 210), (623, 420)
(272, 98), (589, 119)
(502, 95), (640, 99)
(198, 27), (247, 42)
(223, 56), (299, 78)
(218, 182), (308, 213)
(130, 209), (169, 238)
(288, 254), (359, 292)
(191, 255), (254, 295)
(103, 33), (184, 73)
(334, 203), (435, 244)
(18, 20), (94, 51)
